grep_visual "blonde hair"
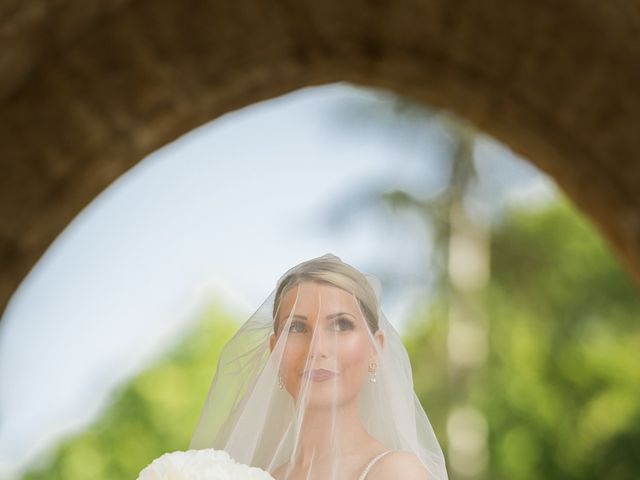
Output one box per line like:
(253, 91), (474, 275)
(273, 254), (379, 334)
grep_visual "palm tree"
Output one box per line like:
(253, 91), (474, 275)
(323, 92), (491, 479)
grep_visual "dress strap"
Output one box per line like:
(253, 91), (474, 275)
(357, 449), (393, 480)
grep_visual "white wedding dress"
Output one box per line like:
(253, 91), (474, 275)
(356, 450), (393, 480)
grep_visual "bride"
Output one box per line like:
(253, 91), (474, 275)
(190, 254), (448, 480)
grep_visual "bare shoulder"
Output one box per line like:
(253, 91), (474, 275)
(367, 451), (433, 480)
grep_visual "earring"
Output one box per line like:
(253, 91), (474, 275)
(278, 375), (284, 389)
(368, 362), (377, 383)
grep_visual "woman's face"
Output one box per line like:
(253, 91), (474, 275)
(269, 281), (384, 408)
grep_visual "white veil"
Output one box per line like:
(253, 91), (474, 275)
(190, 254), (447, 479)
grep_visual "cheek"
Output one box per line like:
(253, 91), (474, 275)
(281, 341), (308, 380)
(338, 335), (370, 372)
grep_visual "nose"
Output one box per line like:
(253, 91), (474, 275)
(308, 326), (332, 359)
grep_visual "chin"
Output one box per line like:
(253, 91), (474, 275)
(304, 389), (359, 409)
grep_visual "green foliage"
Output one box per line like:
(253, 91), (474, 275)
(21, 304), (238, 480)
(405, 199), (640, 480)
(20, 198), (640, 480)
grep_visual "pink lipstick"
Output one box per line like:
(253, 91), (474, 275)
(306, 369), (337, 382)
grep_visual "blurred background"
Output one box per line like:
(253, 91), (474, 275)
(0, 83), (638, 480)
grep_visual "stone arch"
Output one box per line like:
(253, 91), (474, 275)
(1, 0), (639, 313)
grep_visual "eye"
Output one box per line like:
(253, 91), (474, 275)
(333, 317), (354, 331)
(288, 321), (307, 333)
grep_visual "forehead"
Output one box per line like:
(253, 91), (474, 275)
(278, 282), (357, 317)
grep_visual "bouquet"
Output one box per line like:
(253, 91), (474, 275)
(137, 448), (275, 480)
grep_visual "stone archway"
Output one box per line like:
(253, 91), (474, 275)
(1, 0), (639, 314)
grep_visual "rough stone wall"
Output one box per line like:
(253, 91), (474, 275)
(1, 0), (639, 314)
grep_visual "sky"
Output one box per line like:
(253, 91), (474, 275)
(0, 83), (555, 478)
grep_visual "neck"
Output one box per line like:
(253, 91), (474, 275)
(291, 398), (369, 468)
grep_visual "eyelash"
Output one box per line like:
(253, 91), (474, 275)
(335, 318), (354, 331)
(288, 317), (354, 333)
(288, 322), (306, 333)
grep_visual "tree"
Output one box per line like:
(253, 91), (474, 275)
(22, 304), (238, 480)
(405, 199), (640, 480)
(326, 93), (492, 478)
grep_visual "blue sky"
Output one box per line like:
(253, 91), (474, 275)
(0, 83), (554, 477)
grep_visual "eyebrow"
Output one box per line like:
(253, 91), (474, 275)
(281, 312), (355, 321)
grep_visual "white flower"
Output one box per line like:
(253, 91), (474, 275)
(137, 448), (275, 480)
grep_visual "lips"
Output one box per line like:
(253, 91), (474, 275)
(304, 368), (338, 381)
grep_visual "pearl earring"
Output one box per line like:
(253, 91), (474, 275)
(368, 362), (377, 383)
(278, 375), (283, 389)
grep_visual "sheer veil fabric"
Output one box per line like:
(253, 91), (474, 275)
(190, 254), (447, 480)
